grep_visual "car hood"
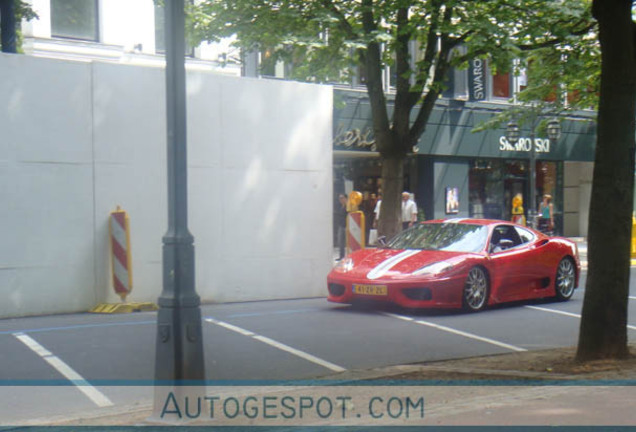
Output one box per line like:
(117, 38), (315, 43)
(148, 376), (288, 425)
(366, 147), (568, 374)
(344, 248), (475, 281)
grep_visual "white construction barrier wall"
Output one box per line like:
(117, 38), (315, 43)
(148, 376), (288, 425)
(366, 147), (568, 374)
(0, 53), (333, 318)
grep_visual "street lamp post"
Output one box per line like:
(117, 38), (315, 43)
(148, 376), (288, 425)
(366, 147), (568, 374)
(154, 0), (205, 386)
(506, 116), (561, 229)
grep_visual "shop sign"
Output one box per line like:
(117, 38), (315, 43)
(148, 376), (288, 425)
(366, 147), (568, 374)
(499, 136), (551, 153)
(468, 59), (487, 101)
(333, 125), (376, 151)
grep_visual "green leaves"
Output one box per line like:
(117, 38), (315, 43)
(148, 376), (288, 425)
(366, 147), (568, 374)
(189, 0), (597, 148)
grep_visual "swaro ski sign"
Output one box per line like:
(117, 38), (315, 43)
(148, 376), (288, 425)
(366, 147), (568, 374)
(499, 136), (552, 153)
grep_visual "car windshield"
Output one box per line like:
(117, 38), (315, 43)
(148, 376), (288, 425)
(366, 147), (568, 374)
(386, 223), (489, 253)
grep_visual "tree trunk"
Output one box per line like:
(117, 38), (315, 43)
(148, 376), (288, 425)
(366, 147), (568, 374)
(576, 0), (635, 361)
(378, 154), (404, 241)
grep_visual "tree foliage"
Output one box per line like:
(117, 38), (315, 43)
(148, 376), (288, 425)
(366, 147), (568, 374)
(190, 0), (593, 239)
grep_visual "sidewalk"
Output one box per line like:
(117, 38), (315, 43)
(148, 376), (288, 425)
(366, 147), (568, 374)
(37, 344), (636, 427)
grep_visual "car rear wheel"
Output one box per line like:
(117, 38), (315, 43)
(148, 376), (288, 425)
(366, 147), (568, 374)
(463, 267), (489, 311)
(555, 257), (576, 301)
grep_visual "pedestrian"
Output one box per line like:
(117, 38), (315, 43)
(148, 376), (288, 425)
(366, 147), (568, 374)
(373, 194), (382, 228)
(401, 191), (417, 231)
(538, 194), (554, 233)
(336, 193), (348, 260)
(361, 192), (375, 243)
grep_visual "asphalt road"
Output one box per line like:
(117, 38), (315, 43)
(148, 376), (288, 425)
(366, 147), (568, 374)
(2, 270), (636, 424)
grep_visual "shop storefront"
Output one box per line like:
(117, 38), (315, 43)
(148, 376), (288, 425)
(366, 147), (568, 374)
(334, 90), (597, 237)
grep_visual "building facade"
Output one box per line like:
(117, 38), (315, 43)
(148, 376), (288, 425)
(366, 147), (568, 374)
(21, 0), (241, 74)
(19, 1), (598, 239)
(333, 88), (596, 238)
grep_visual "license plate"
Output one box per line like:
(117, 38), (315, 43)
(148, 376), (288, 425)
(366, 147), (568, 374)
(353, 284), (388, 296)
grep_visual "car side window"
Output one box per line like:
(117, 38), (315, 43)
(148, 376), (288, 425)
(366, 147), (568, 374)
(490, 225), (523, 253)
(515, 226), (536, 244)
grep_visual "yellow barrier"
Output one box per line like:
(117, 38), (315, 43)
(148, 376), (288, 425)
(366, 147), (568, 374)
(90, 302), (158, 314)
(632, 214), (636, 259)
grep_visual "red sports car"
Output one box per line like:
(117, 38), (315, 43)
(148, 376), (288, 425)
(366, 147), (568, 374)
(327, 219), (580, 311)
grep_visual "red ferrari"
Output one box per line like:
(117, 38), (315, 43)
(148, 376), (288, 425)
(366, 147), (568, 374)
(327, 219), (580, 311)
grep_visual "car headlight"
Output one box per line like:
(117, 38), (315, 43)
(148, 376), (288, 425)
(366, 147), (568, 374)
(411, 261), (453, 276)
(333, 257), (354, 273)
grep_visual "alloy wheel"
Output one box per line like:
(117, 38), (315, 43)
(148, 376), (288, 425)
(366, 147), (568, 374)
(556, 258), (576, 301)
(464, 267), (488, 311)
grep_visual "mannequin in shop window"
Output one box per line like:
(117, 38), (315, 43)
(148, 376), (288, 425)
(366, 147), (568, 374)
(511, 193), (526, 226)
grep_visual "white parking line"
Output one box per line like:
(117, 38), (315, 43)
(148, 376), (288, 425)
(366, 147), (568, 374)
(204, 318), (346, 372)
(382, 312), (527, 352)
(525, 305), (636, 331)
(13, 333), (113, 408)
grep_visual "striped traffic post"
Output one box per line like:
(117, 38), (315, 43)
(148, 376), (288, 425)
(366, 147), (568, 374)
(109, 206), (132, 301)
(346, 211), (366, 254)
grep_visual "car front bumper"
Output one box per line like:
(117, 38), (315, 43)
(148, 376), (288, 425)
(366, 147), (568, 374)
(326, 273), (465, 309)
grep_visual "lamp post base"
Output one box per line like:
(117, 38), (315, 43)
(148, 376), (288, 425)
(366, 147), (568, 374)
(153, 304), (206, 419)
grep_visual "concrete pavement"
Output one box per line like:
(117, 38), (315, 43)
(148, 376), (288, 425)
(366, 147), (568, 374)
(25, 343), (636, 427)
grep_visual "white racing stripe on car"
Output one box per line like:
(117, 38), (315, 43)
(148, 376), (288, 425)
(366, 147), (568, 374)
(382, 313), (527, 352)
(525, 306), (636, 331)
(443, 218), (469, 224)
(366, 249), (420, 280)
(204, 318), (346, 372)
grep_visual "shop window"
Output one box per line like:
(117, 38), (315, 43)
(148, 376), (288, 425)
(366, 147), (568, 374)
(469, 160), (504, 220)
(537, 161), (557, 204)
(50, 0), (99, 41)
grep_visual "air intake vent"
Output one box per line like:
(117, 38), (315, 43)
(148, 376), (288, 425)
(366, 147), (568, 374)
(403, 287), (432, 301)
(328, 283), (346, 297)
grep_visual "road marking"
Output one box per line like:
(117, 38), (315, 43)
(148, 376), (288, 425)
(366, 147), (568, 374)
(0, 320), (155, 336)
(204, 318), (346, 372)
(207, 317), (255, 336)
(13, 333), (113, 408)
(228, 308), (319, 318)
(382, 312), (527, 352)
(525, 305), (636, 331)
(524, 306), (581, 319)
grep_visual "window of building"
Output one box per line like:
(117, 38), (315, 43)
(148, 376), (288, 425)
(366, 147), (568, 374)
(469, 160), (504, 220)
(492, 72), (511, 98)
(154, 3), (195, 56)
(50, 0), (98, 41)
(154, 4), (165, 53)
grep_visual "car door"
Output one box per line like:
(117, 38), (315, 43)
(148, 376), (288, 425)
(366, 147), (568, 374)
(488, 224), (536, 302)
(514, 225), (553, 297)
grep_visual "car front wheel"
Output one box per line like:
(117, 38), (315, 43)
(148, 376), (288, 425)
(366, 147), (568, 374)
(463, 267), (489, 311)
(555, 257), (576, 301)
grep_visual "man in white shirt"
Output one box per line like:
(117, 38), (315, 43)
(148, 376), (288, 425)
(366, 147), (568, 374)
(401, 192), (417, 230)
(373, 194), (382, 228)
